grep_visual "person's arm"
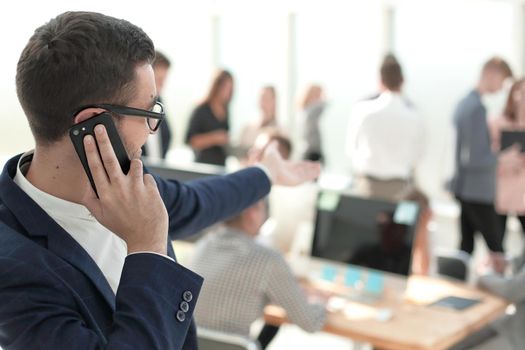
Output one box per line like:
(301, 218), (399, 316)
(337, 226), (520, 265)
(456, 105), (497, 171)
(264, 253), (326, 332)
(414, 115), (426, 165)
(478, 266), (525, 304)
(156, 166), (271, 240)
(157, 142), (321, 240)
(187, 130), (229, 150)
(345, 106), (364, 161)
(185, 106), (228, 150)
(0, 251), (201, 350)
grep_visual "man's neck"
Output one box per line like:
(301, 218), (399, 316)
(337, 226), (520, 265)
(24, 144), (91, 204)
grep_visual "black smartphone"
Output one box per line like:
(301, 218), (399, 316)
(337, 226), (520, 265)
(69, 112), (130, 196)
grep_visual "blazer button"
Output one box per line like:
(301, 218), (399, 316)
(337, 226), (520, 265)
(176, 310), (186, 322)
(180, 301), (190, 313)
(183, 291), (193, 302)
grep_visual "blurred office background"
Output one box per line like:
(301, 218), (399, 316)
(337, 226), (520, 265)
(1, 0), (523, 200)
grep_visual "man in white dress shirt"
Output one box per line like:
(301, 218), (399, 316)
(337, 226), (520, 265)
(347, 54), (424, 201)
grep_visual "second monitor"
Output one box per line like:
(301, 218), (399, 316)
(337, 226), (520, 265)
(311, 191), (421, 276)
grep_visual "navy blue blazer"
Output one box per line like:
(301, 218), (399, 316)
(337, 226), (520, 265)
(0, 154), (271, 350)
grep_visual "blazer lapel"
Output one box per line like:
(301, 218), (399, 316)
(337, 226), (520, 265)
(0, 155), (116, 310)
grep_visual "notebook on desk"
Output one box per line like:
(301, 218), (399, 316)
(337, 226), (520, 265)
(429, 296), (481, 311)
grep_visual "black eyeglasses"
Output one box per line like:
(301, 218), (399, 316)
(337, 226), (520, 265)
(73, 101), (166, 132)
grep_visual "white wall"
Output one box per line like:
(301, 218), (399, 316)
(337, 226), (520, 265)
(0, 0), (522, 201)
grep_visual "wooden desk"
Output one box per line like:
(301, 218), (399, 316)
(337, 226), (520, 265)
(173, 241), (507, 350)
(264, 274), (507, 350)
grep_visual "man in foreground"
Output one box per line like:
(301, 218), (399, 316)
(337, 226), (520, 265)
(0, 11), (319, 350)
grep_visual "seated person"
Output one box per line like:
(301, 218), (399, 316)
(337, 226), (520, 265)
(248, 129), (320, 254)
(190, 199), (326, 349)
(450, 252), (525, 350)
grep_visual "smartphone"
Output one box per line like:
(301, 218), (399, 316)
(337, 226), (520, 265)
(69, 112), (130, 196)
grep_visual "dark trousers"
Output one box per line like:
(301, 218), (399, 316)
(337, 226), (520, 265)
(458, 199), (504, 254)
(256, 324), (280, 350)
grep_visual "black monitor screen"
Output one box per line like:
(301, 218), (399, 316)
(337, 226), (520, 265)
(311, 191), (420, 276)
(143, 158), (225, 182)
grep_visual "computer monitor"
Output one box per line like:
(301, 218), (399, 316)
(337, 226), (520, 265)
(311, 191), (421, 276)
(143, 157), (225, 182)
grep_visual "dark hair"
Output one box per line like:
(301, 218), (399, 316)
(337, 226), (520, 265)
(258, 127), (292, 160)
(153, 50), (171, 69)
(380, 54), (404, 91)
(16, 11), (155, 144)
(204, 69), (233, 105)
(504, 78), (525, 122)
(482, 57), (513, 79)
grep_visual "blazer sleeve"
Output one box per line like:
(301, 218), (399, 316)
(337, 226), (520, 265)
(154, 166), (272, 240)
(0, 253), (202, 350)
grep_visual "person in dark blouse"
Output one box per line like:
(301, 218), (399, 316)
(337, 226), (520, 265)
(185, 70), (233, 166)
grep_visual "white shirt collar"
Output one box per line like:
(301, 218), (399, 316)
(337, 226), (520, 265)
(13, 150), (127, 294)
(14, 151), (95, 221)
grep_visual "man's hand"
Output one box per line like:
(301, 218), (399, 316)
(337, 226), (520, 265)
(81, 125), (169, 255)
(259, 142), (321, 186)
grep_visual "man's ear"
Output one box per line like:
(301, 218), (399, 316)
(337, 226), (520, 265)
(73, 107), (106, 124)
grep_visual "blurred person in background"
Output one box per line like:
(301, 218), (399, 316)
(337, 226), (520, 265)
(248, 128), (319, 255)
(185, 69), (233, 166)
(347, 54), (424, 202)
(300, 84), (326, 163)
(488, 78), (525, 240)
(247, 127), (292, 163)
(450, 249), (525, 350)
(238, 85), (279, 156)
(190, 195), (326, 350)
(143, 50), (173, 159)
(449, 57), (513, 262)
